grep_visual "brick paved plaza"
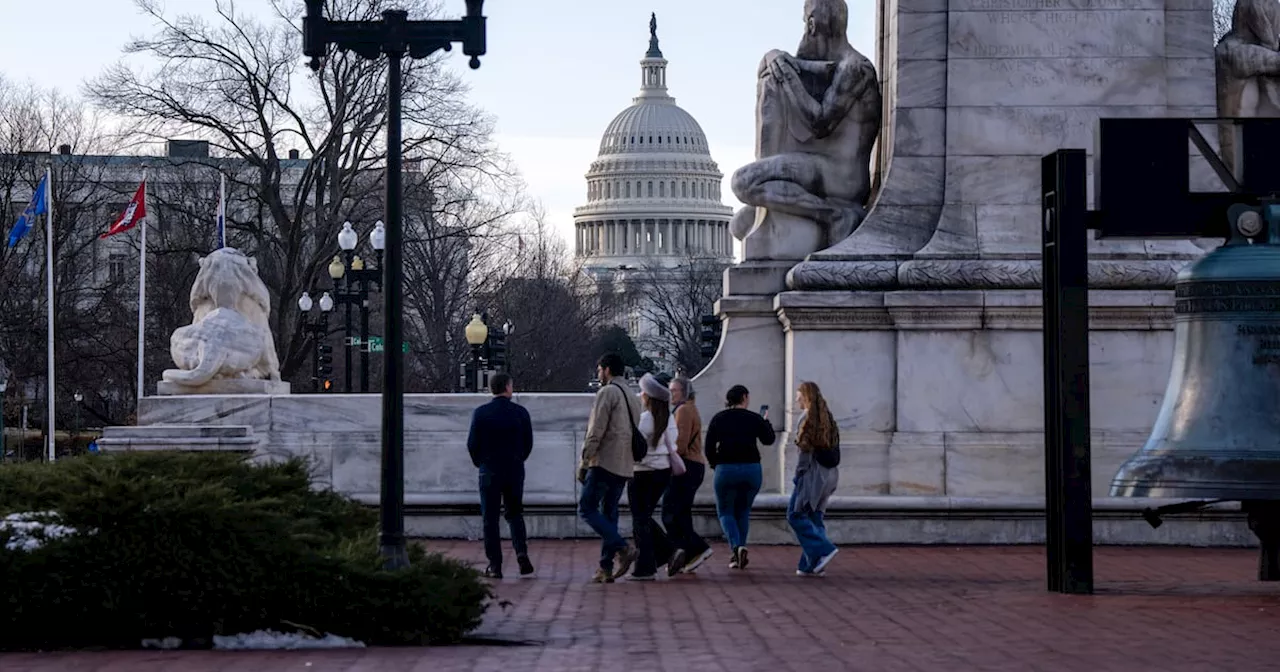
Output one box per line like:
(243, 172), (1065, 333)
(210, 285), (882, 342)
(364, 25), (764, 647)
(4, 541), (1280, 671)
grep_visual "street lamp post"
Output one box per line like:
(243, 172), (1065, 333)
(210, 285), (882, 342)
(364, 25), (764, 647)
(303, 0), (487, 569)
(0, 359), (8, 463)
(331, 221), (385, 393)
(72, 391), (83, 451)
(464, 313), (488, 393)
(299, 291), (335, 392)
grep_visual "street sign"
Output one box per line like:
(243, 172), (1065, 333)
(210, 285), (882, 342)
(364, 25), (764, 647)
(359, 336), (410, 354)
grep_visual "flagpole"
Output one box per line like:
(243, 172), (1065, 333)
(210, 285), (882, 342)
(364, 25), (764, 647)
(136, 169), (148, 418)
(44, 164), (55, 463)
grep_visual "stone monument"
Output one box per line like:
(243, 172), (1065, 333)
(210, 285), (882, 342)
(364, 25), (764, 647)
(696, 0), (1226, 508)
(157, 247), (290, 396)
(729, 0), (882, 263)
(1215, 0), (1280, 169)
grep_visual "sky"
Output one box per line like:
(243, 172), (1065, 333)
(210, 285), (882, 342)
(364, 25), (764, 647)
(0, 0), (878, 245)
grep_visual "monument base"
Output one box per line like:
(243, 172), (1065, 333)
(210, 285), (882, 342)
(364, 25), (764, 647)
(156, 378), (291, 396)
(739, 208), (826, 262)
(96, 424), (258, 453)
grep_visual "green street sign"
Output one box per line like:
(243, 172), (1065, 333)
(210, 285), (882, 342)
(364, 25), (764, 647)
(364, 336), (409, 354)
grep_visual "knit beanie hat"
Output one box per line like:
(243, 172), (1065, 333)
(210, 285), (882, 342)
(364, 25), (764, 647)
(638, 373), (670, 402)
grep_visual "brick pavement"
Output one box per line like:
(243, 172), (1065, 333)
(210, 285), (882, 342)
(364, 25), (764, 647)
(4, 541), (1280, 671)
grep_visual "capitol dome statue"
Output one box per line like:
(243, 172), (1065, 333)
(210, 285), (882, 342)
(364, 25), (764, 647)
(574, 15), (734, 370)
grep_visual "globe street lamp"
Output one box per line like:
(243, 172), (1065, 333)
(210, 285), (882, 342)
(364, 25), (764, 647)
(302, 0), (487, 571)
(464, 313), (488, 393)
(300, 291), (335, 392)
(330, 222), (385, 393)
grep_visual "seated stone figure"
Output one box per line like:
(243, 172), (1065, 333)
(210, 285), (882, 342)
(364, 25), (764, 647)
(730, 0), (881, 259)
(160, 247), (285, 394)
(1216, 0), (1280, 170)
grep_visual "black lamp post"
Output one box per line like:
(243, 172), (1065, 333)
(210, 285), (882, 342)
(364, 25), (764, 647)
(464, 313), (488, 393)
(299, 291), (335, 392)
(72, 391), (82, 451)
(331, 221), (386, 393)
(302, 0), (487, 570)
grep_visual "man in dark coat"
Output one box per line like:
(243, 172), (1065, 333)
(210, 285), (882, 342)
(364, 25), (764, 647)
(467, 372), (535, 579)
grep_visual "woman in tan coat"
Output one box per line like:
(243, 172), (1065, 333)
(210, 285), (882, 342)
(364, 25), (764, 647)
(661, 376), (713, 575)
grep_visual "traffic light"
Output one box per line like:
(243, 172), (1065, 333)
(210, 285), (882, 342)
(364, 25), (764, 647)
(317, 344), (334, 377)
(486, 330), (507, 370)
(700, 314), (721, 359)
(323, 379), (333, 392)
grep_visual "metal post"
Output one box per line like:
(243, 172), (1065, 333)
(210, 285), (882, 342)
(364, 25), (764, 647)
(380, 13), (409, 569)
(1040, 149), (1094, 595)
(302, 0), (485, 572)
(1, 392), (6, 463)
(344, 291), (354, 393)
(361, 297), (371, 393)
(312, 321), (322, 393)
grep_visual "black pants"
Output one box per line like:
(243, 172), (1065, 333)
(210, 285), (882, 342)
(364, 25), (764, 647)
(628, 468), (673, 577)
(663, 460), (711, 558)
(479, 466), (528, 571)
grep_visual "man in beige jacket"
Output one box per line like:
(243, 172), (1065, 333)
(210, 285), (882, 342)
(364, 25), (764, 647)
(577, 353), (641, 583)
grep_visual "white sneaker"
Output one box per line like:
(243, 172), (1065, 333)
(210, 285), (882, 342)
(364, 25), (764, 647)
(681, 548), (714, 574)
(813, 548), (840, 574)
(796, 569), (826, 577)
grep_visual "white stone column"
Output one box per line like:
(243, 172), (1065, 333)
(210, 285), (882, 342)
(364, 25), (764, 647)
(625, 220), (633, 255)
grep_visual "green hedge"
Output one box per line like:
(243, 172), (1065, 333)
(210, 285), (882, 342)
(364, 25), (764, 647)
(0, 452), (491, 651)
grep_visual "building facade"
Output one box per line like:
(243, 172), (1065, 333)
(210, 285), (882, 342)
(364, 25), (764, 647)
(572, 18), (734, 367)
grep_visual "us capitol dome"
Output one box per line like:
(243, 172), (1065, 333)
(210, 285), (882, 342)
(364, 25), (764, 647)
(573, 16), (734, 360)
(573, 16), (734, 270)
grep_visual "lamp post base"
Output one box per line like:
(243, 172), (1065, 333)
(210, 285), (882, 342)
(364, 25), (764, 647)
(380, 539), (410, 570)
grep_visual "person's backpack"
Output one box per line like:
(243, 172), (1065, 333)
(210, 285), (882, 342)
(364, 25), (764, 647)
(611, 381), (649, 462)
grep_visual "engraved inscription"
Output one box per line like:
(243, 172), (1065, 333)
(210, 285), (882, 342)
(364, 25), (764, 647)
(948, 58), (1165, 107)
(956, 0), (1162, 9)
(1175, 281), (1280, 314)
(950, 11), (1164, 59)
(1238, 325), (1280, 366)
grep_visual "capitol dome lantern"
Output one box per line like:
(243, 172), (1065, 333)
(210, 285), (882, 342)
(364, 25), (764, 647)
(573, 14), (735, 268)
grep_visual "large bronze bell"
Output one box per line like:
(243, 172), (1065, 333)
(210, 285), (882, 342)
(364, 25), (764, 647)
(1110, 203), (1280, 579)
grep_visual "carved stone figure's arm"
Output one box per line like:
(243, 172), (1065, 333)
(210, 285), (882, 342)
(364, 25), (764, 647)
(813, 57), (877, 138)
(1219, 40), (1280, 78)
(789, 57), (838, 79)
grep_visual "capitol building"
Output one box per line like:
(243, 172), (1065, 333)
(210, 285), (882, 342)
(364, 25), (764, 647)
(573, 18), (734, 367)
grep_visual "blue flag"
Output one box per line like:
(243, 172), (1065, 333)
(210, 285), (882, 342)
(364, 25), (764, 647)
(7, 174), (49, 248)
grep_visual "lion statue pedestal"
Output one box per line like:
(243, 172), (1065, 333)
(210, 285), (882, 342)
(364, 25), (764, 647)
(157, 247), (291, 396)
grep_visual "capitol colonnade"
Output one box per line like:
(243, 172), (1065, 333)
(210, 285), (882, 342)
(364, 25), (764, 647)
(574, 218), (733, 257)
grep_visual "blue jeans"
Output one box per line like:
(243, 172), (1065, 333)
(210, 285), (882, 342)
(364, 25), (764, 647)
(578, 466), (629, 571)
(713, 462), (762, 549)
(478, 466), (528, 571)
(787, 489), (837, 572)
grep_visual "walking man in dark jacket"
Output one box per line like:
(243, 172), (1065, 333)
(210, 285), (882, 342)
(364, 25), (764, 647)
(467, 372), (535, 579)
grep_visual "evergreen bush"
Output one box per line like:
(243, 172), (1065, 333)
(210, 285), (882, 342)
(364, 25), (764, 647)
(0, 452), (490, 650)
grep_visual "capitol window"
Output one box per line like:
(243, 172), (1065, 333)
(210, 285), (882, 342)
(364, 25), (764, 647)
(648, 181), (654, 197)
(626, 182), (631, 198)
(660, 182), (666, 197)
(682, 182), (688, 197)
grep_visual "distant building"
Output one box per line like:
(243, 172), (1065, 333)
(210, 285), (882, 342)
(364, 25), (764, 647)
(573, 18), (733, 367)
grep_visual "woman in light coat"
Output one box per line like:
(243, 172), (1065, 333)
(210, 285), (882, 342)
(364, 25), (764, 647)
(787, 381), (841, 577)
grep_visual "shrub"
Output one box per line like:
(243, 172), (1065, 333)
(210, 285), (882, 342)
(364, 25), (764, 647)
(0, 452), (491, 651)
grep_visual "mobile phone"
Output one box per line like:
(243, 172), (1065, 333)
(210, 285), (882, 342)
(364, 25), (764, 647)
(759, 404), (769, 419)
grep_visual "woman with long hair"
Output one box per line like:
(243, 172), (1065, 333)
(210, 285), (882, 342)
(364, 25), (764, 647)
(704, 384), (776, 570)
(788, 381), (842, 577)
(623, 373), (678, 580)
(662, 376), (713, 576)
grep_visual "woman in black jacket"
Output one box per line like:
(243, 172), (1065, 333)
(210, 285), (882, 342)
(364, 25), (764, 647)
(704, 384), (776, 570)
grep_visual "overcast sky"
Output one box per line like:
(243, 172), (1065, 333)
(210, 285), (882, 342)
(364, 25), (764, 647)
(0, 0), (878, 244)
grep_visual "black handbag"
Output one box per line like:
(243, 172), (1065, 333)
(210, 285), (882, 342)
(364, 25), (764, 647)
(612, 381), (649, 462)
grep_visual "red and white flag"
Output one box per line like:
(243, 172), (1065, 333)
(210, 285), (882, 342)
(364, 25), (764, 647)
(101, 181), (147, 239)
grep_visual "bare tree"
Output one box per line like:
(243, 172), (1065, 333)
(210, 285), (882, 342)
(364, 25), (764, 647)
(483, 213), (607, 391)
(85, 0), (517, 382)
(635, 252), (727, 376)
(0, 77), (142, 428)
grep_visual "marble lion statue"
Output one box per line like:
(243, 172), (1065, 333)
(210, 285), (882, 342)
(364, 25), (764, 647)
(161, 247), (283, 387)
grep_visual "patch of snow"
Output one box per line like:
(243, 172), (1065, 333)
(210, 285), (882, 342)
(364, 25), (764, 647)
(0, 511), (90, 552)
(212, 629), (367, 650)
(141, 636), (184, 650)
